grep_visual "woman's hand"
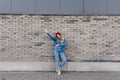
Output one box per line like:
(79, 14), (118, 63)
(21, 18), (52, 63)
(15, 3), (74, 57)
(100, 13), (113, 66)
(45, 29), (48, 33)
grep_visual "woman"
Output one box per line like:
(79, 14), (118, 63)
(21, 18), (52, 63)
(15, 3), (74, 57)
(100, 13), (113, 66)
(45, 30), (67, 75)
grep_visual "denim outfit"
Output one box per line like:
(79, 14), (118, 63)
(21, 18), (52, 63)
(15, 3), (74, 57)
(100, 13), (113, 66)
(47, 33), (67, 70)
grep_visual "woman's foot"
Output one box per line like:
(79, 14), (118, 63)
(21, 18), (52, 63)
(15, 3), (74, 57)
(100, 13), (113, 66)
(57, 70), (61, 75)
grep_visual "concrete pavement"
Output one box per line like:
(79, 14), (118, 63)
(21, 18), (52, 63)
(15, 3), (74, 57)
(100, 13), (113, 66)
(0, 71), (120, 80)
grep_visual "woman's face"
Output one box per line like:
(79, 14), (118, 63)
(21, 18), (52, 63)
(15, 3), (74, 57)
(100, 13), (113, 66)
(56, 34), (62, 39)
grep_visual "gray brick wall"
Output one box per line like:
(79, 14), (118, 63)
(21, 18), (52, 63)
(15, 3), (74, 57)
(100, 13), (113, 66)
(0, 15), (120, 62)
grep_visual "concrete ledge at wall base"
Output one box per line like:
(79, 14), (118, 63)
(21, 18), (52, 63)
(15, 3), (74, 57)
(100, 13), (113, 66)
(0, 62), (120, 71)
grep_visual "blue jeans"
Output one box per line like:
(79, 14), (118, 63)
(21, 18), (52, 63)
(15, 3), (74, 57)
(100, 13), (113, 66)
(54, 48), (67, 71)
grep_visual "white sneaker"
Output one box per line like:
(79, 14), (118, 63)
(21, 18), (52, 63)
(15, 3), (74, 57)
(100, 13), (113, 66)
(57, 70), (61, 75)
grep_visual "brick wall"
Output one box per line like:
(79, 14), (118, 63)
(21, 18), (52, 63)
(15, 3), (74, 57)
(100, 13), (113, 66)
(0, 15), (120, 62)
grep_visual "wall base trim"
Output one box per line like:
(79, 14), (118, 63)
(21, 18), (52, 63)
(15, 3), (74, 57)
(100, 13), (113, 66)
(0, 62), (120, 71)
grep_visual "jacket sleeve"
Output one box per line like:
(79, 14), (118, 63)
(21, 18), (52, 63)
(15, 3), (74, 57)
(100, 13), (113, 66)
(59, 39), (67, 47)
(47, 33), (57, 41)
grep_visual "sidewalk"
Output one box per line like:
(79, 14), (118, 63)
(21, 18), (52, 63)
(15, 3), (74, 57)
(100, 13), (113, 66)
(0, 71), (120, 80)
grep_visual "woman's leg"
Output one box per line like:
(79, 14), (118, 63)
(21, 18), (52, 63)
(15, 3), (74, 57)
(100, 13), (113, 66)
(59, 52), (67, 69)
(54, 49), (61, 71)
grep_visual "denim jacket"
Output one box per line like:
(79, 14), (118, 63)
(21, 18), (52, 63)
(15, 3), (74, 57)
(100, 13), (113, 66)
(47, 33), (67, 52)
